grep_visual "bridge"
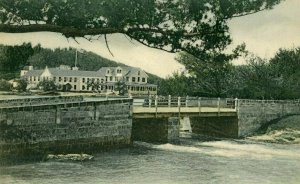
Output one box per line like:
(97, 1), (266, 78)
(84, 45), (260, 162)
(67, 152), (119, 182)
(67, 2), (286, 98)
(1, 95), (300, 159)
(131, 96), (239, 142)
(131, 95), (300, 142)
(133, 96), (237, 118)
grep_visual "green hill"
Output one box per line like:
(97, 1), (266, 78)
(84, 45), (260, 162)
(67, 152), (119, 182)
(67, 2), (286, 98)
(0, 44), (162, 84)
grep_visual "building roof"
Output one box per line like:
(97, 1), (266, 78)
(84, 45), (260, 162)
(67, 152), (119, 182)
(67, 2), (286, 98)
(98, 66), (148, 77)
(47, 68), (104, 77)
(24, 69), (43, 76)
(23, 66), (149, 78)
(24, 68), (105, 78)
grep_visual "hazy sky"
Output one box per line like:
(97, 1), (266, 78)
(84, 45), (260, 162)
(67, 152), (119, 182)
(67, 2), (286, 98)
(0, 0), (299, 78)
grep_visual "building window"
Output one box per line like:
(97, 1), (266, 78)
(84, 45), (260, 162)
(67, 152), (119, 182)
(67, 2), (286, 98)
(107, 70), (110, 74)
(82, 78), (85, 83)
(33, 76), (36, 81)
(82, 85), (85, 90)
(69, 77), (72, 82)
(101, 79), (104, 83)
(74, 85), (76, 90)
(59, 77), (62, 82)
(64, 77), (67, 82)
(117, 69), (121, 73)
(132, 77), (136, 82)
(29, 76), (32, 81)
(142, 78), (145, 82)
(110, 76), (113, 81)
(126, 77), (129, 82)
(138, 71), (140, 75)
(137, 77), (140, 82)
(105, 76), (108, 82)
(74, 77), (77, 82)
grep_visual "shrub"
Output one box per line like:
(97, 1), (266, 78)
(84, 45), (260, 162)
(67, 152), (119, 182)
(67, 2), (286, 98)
(0, 79), (12, 91)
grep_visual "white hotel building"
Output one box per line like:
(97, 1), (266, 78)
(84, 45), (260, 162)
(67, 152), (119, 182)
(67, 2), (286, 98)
(21, 65), (157, 95)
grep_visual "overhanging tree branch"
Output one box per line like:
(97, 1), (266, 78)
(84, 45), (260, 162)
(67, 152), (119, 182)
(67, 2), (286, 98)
(0, 24), (123, 37)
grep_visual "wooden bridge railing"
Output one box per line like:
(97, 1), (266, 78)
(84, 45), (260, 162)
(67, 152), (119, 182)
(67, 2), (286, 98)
(133, 95), (238, 115)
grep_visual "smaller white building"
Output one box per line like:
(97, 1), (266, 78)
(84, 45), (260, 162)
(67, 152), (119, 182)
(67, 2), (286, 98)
(21, 65), (157, 95)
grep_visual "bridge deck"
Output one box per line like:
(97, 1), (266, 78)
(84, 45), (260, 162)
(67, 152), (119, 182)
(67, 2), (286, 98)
(133, 107), (237, 118)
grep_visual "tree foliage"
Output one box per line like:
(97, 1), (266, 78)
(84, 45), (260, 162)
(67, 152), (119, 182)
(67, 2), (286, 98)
(158, 72), (191, 96)
(161, 47), (300, 100)
(0, 79), (12, 91)
(0, 0), (282, 58)
(37, 80), (57, 91)
(14, 78), (28, 92)
(0, 43), (34, 79)
(27, 47), (125, 70)
(115, 81), (128, 96)
(176, 52), (236, 97)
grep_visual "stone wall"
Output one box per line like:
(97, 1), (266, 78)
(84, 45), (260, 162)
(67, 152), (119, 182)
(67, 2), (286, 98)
(132, 117), (180, 143)
(237, 99), (300, 137)
(0, 99), (132, 159)
(0, 96), (84, 107)
(190, 116), (238, 138)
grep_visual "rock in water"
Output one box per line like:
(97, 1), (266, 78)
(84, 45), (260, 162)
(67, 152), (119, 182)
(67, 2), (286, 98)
(47, 154), (94, 161)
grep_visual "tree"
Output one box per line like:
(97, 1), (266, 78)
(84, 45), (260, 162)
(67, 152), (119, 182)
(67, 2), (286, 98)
(115, 81), (128, 96)
(270, 47), (300, 78)
(37, 80), (57, 91)
(3, 43), (34, 71)
(0, 79), (12, 91)
(87, 80), (101, 92)
(158, 72), (191, 96)
(0, 43), (35, 79)
(0, 0), (282, 59)
(176, 52), (235, 97)
(269, 47), (300, 99)
(14, 78), (27, 92)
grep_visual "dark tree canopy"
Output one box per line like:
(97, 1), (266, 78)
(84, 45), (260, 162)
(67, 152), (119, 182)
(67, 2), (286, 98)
(0, 0), (282, 58)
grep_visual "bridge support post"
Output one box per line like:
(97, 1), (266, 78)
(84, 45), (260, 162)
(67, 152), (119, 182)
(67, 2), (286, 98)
(55, 105), (61, 124)
(178, 97), (181, 117)
(155, 95), (158, 117)
(234, 98), (238, 112)
(198, 97), (201, 115)
(217, 97), (220, 116)
(132, 117), (180, 143)
(168, 95), (171, 107)
(186, 96), (188, 107)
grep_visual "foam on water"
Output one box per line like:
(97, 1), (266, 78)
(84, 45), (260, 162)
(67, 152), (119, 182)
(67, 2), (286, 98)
(199, 141), (300, 158)
(134, 140), (300, 159)
(248, 129), (300, 144)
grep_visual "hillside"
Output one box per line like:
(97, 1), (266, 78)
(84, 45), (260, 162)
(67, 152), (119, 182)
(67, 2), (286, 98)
(0, 44), (162, 84)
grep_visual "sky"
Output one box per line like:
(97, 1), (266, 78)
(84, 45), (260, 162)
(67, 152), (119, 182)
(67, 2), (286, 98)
(0, 0), (299, 78)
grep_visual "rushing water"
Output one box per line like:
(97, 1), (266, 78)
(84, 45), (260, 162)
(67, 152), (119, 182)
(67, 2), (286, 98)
(1, 137), (300, 184)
